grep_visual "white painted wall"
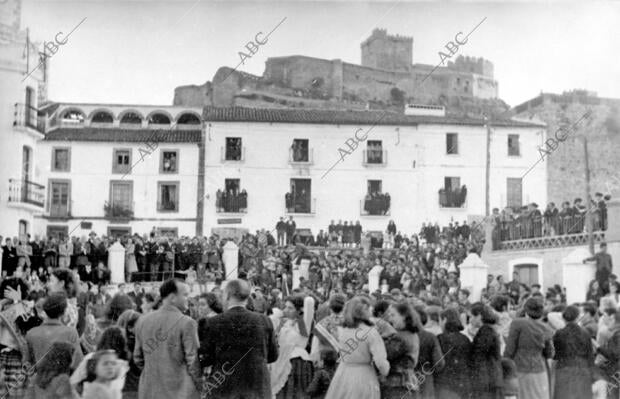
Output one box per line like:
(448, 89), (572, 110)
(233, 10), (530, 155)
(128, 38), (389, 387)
(35, 140), (200, 237)
(202, 121), (547, 235)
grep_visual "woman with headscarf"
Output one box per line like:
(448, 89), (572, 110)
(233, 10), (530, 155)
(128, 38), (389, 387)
(435, 307), (472, 399)
(271, 295), (315, 398)
(504, 297), (555, 399)
(469, 302), (503, 399)
(381, 302), (420, 399)
(552, 305), (594, 399)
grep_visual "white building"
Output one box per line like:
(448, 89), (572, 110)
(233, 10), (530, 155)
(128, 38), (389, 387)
(34, 103), (204, 238)
(0, 0), (48, 239)
(201, 107), (547, 236)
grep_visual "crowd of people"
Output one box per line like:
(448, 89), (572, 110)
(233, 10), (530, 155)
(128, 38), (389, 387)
(491, 193), (609, 243)
(0, 207), (615, 399)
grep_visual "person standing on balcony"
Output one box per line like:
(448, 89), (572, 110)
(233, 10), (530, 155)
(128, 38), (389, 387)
(584, 242), (613, 295)
(286, 216), (296, 245)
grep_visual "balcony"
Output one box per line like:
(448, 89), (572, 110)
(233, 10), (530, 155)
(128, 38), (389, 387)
(13, 103), (45, 135)
(289, 148), (314, 165)
(285, 194), (316, 215)
(362, 149), (387, 166)
(221, 146), (246, 162)
(361, 195), (391, 216)
(216, 191), (248, 213)
(8, 179), (45, 208)
(438, 189), (467, 208)
(104, 201), (134, 221)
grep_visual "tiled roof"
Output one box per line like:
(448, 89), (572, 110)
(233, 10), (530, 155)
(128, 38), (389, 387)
(43, 128), (202, 143)
(203, 106), (544, 128)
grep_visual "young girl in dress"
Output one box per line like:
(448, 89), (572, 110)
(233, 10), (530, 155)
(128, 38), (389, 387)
(81, 350), (121, 399)
(196, 263), (208, 294)
(186, 265), (197, 294)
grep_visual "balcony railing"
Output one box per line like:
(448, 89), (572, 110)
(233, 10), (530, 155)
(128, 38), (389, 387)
(8, 179), (45, 208)
(13, 103), (45, 134)
(216, 192), (248, 213)
(221, 146), (246, 162)
(363, 149), (387, 165)
(289, 148), (314, 165)
(285, 194), (316, 214)
(104, 201), (134, 219)
(438, 189), (467, 208)
(361, 196), (391, 216)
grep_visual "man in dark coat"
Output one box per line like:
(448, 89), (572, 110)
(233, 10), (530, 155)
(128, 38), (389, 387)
(286, 216), (296, 245)
(199, 279), (278, 399)
(584, 242), (614, 294)
(414, 306), (445, 399)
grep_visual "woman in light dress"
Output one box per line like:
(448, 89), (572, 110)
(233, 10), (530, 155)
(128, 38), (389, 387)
(270, 295), (315, 399)
(325, 296), (390, 399)
(124, 238), (138, 282)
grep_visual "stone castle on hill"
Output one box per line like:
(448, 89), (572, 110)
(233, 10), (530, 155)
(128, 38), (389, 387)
(173, 28), (508, 117)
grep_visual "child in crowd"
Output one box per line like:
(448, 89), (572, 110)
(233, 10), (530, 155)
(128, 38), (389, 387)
(501, 358), (519, 399)
(306, 349), (338, 399)
(196, 263), (208, 294)
(32, 341), (77, 399)
(185, 265), (197, 294)
(81, 349), (121, 399)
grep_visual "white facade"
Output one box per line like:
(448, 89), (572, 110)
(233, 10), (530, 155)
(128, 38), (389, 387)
(33, 103), (203, 238)
(202, 113), (547, 236)
(0, 11), (47, 238)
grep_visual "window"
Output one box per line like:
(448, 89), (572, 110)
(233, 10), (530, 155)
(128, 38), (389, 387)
(507, 178), (523, 208)
(291, 139), (309, 162)
(49, 180), (70, 218)
(367, 180), (382, 195)
(366, 140), (383, 164)
(52, 148), (70, 171)
(508, 134), (520, 156)
(446, 133), (458, 154)
(161, 150), (178, 173)
(286, 179), (312, 213)
(61, 109), (85, 123)
(439, 177), (466, 207)
(119, 112), (143, 125)
(148, 113), (171, 125)
(158, 182), (179, 212)
(91, 111), (113, 123)
(108, 227), (131, 239)
(217, 179), (247, 213)
(364, 180), (389, 215)
(22, 146), (32, 181)
(225, 137), (243, 161)
(110, 181), (133, 212)
(18, 220), (28, 237)
(113, 149), (131, 174)
(176, 113), (201, 125)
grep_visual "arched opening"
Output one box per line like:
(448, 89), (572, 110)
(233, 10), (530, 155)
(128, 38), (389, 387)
(176, 113), (201, 125)
(120, 111), (143, 125)
(148, 113), (171, 125)
(91, 111), (114, 123)
(60, 109), (85, 124)
(18, 220), (28, 238)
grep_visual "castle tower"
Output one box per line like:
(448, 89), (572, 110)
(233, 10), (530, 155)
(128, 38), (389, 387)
(361, 28), (413, 72)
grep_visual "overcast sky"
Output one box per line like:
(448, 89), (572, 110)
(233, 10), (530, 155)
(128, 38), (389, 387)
(20, 0), (620, 108)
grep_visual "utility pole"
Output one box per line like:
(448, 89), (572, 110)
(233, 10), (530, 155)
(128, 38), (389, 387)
(584, 136), (594, 255)
(484, 115), (492, 216)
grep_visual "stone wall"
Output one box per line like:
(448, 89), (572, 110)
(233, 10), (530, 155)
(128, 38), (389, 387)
(513, 93), (620, 205)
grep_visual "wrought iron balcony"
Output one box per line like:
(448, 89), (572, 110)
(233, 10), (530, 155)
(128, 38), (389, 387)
(285, 194), (316, 215)
(8, 179), (45, 208)
(216, 191), (248, 213)
(360, 196), (391, 216)
(104, 201), (134, 219)
(13, 103), (45, 134)
(438, 189), (467, 208)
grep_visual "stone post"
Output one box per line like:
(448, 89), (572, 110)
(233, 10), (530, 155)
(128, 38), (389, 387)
(368, 265), (384, 292)
(458, 253), (489, 302)
(223, 241), (239, 281)
(563, 247), (596, 304)
(108, 241), (125, 284)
